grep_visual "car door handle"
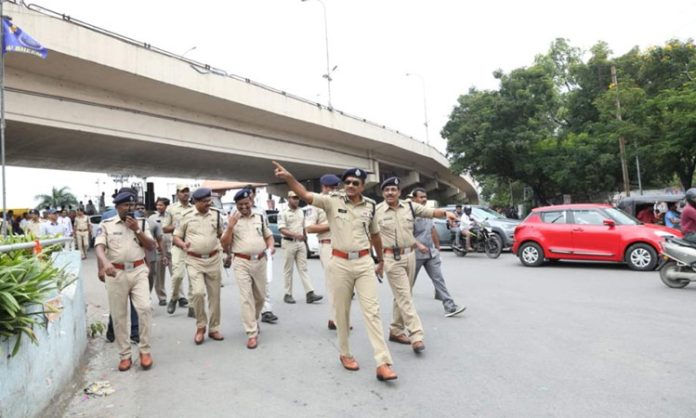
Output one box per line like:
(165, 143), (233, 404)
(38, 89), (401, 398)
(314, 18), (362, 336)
(572, 228), (583, 232)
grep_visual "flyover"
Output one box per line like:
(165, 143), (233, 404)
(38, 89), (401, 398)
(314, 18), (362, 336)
(2, 1), (477, 202)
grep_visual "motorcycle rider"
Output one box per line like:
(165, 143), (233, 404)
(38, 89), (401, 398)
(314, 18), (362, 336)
(680, 188), (696, 242)
(459, 206), (474, 251)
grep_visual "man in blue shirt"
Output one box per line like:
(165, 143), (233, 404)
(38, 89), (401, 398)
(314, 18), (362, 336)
(665, 202), (681, 229)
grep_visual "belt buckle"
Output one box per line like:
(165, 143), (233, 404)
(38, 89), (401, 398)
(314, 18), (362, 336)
(251, 254), (260, 260)
(124, 262), (135, 272)
(201, 254), (210, 259)
(347, 251), (359, 260)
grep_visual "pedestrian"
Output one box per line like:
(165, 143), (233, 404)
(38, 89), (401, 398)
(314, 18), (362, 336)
(57, 209), (74, 251)
(164, 184), (193, 317)
(280, 191), (323, 304)
(305, 173), (342, 329)
(94, 190), (156, 372)
(19, 212), (29, 234)
(39, 209), (66, 236)
(274, 161), (397, 381)
(85, 199), (96, 215)
(135, 202), (165, 297)
(74, 208), (91, 259)
(150, 197), (172, 306)
(25, 209), (42, 237)
(376, 177), (459, 354)
(220, 188), (275, 349)
(410, 188), (467, 317)
(172, 188), (225, 345)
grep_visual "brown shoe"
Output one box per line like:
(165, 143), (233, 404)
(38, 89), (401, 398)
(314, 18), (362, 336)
(194, 327), (206, 345)
(376, 364), (398, 381)
(389, 333), (411, 345)
(339, 355), (360, 371)
(328, 320), (337, 330)
(118, 358), (132, 372)
(140, 353), (153, 370)
(412, 340), (425, 354)
(208, 331), (224, 341)
(246, 336), (258, 349)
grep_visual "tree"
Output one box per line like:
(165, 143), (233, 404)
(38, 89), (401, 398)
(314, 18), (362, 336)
(34, 186), (78, 210)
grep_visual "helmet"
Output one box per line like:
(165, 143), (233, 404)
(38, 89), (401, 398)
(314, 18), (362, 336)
(686, 188), (696, 207)
(463, 205), (472, 215)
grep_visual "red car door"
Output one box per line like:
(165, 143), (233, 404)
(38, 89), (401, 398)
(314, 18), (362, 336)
(537, 210), (574, 257)
(569, 209), (622, 260)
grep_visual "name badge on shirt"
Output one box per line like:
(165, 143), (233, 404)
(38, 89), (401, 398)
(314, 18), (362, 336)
(338, 209), (348, 214)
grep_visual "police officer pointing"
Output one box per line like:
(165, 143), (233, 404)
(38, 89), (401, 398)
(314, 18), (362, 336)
(274, 161), (397, 382)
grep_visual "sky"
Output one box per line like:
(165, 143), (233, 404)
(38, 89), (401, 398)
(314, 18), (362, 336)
(2, 0), (695, 208)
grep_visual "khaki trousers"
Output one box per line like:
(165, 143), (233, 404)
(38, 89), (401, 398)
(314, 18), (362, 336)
(169, 246), (191, 301)
(328, 254), (392, 366)
(105, 264), (152, 360)
(319, 242), (334, 321)
(233, 257), (267, 337)
(387, 252), (424, 342)
(154, 236), (172, 302)
(76, 231), (89, 257)
(186, 254), (222, 332)
(282, 240), (314, 295)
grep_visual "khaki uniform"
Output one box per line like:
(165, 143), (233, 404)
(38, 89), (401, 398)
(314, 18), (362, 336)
(305, 205), (334, 320)
(376, 200), (434, 342)
(25, 219), (42, 237)
(74, 214), (90, 258)
(150, 211), (172, 302)
(311, 191), (392, 367)
(174, 208), (224, 332)
(279, 207), (314, 296)
(163, 201), (193, 301)
(95, 217), (154, 360)
(231, 213), (272, 337)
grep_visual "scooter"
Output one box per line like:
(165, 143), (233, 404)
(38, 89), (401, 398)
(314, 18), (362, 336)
(658, 236), (696, 288)
(448, 220), (502, 259)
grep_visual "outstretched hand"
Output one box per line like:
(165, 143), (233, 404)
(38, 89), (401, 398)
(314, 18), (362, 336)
(273, 161), (293, 180)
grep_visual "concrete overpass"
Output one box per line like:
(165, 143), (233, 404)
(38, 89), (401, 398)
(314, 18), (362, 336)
(2, 1), (477, 202)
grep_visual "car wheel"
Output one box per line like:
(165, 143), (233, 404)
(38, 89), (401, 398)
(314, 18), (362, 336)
(659, 261), (690, 288)
(625, 243), (657, 271)
(518, 242), (544, 267)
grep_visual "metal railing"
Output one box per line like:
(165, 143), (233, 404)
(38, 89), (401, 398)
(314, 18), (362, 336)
(0, 237), (73, 253)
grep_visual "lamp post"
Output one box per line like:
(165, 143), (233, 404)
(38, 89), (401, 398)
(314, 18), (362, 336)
(301, 0), (335, 109)
(181, 46), (197, 58)
(405, 72), (430, 145)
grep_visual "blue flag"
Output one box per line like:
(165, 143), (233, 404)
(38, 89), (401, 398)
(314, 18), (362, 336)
(2, 16), (47, 59)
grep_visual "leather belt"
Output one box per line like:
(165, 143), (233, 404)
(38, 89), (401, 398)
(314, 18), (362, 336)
(112, 259), (146, 270)
(187, 250), (219, 259)
(234, 252), (266, 261)
(319, 239), (331, 244)
(384, 246), (415, 255)
(77, 228), (89, 232)
(332, 249), (370, 260)
(282, 236), (297, 241)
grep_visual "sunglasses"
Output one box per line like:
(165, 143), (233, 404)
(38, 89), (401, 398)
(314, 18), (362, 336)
(345, 180), (362, 187)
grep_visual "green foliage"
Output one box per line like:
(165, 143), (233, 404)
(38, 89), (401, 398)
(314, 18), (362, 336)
(34, 186), (78, 210)
(89, 321), (105, 338)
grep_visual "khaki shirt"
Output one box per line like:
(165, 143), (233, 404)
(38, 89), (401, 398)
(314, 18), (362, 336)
(163, 201), (192, 230)
(279, 207), (305, 235)
(150, 212), (172, 250)
(74, 215), (90, 232)
(305, 206), (330, 241)
(26, 219), (42, 237)
(376, 200), (435, 248)
(311, 192), (378, 252)
(231, 213), (272, 255)
(95, 216), (153, 263)
(174, 208), (223, 255)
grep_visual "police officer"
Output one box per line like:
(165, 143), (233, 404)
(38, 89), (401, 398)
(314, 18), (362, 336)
(280, 191), (323, 304)
(220, 189), (275, 349)
(74, 208), (91, 259)
(150, 197), (172, 306)
(95, 190), (156, 372)
(172, 188), (225, 345)
(164, 184), (193, 316)
(305, 174), (341, 329)
(376, 177), (458, 354)
(274, 161), (397, 382)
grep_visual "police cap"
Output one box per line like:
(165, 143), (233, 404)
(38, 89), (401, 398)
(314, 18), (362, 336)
(191, 188), (212, 202)
(380, 176), (401, 190)
(113, 191), (136, 205)
(341, 168), (367, 182)
(234, 189), (252, 202)
(320, 174), (341, 186)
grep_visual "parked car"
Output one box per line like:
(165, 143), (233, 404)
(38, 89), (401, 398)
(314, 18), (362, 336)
(434, 205), (520, 249)
(512, 203), (682, 271)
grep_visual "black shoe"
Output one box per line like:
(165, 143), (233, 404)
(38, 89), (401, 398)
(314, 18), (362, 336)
(268, 311), (278, 321)
(445, 305), (467, 317)
(130, 335), (140, 345)
(167, 299), (177, 314)
(261, 312), (277, 324)
(306, 291), (323, 304)
(284, 294), (296, 304)
(158, 299), (167, 306)
(178, 298), (189, 308)
(106, 328), (115, 343)
(188, 307), (195, 318)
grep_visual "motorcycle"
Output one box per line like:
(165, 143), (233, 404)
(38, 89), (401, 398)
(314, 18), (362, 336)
(448, 219), (502, 259)
(658, 236), (696, 288)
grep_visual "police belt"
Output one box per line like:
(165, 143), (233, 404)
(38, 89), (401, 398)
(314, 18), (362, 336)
(319, 239), (331, 244)
(187, 250), (219, 259)
(234, 252), (266, 261)
(332, 249), (370, 260)
(383, 246), (415, 256)
(282, 236), (300, 241)
(112, 259), (146, 270)
(77, 228), (89, 232)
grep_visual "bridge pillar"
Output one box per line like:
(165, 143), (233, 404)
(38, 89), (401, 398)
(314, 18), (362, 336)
(423, 178), (439, 192)
(401, 171), (420, 188)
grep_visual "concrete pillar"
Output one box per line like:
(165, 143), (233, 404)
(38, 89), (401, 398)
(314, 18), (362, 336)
(401, 171), (420, 188)
(423, 178), (439, 192)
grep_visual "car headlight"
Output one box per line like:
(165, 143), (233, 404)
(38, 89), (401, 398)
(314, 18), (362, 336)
(654, 230), (676, 238)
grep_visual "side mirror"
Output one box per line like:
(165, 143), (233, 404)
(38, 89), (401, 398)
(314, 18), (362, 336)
(603, 219), (616, 227)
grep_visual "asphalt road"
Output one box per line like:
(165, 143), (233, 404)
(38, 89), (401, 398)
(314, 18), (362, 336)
(56, 249), (696, 418)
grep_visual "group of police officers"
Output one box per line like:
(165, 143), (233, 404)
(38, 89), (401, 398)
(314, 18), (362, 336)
(95, 162), (461, 381)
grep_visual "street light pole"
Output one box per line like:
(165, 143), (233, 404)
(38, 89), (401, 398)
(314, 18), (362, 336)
(406, 72), (430, 145)
(302, 0), (334, 109)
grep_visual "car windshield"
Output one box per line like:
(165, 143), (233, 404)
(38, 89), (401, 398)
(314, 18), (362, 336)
(603, 207), (640, 225)
(472, 206), (504, 220)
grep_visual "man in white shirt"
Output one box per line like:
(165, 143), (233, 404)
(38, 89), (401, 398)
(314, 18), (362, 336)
(460, 206), (474, 251)
(39, 209), (67, 236)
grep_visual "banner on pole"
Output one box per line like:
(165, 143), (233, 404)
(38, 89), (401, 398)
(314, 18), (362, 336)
(2, 16), (47, 59)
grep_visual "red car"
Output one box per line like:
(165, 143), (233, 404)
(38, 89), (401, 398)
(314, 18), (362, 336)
(512, 204), (682, 271)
